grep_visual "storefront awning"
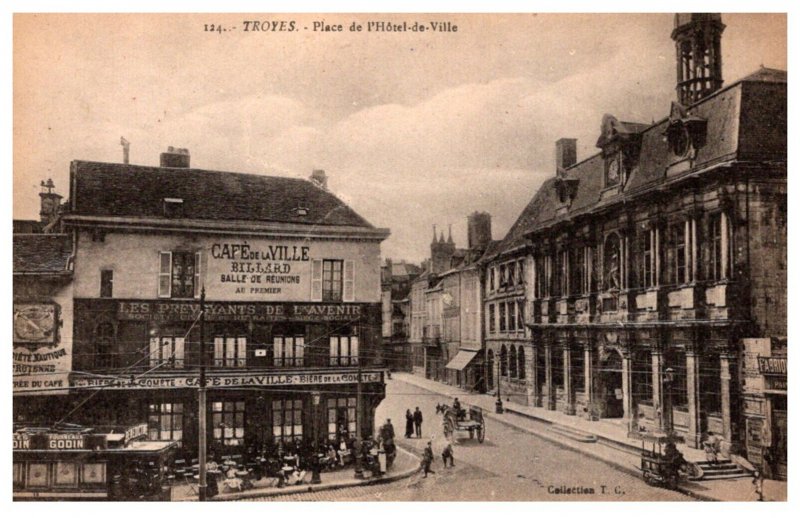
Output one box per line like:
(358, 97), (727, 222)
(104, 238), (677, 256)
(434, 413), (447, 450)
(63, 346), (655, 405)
(445, 350), (479, 371)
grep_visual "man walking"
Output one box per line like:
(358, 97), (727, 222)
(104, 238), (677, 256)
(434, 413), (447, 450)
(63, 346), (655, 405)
(413, 407), (423, 438)
(421, 441), (435, 478)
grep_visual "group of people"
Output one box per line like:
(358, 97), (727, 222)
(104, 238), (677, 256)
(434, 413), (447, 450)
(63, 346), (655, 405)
(404, 407), (424, 438)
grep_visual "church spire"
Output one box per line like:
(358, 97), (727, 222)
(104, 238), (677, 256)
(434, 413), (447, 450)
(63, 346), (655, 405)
(447, 224), (454, 244)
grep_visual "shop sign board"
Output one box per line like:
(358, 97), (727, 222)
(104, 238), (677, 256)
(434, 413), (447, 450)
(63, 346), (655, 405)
(116, 300), (363, 323)
(13, 302), (70, 395)
(71, 370), (383, 390)
(757, 356), (787, 375)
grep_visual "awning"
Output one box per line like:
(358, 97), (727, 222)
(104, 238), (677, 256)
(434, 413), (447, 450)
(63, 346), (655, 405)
(445, 350), (480, 371)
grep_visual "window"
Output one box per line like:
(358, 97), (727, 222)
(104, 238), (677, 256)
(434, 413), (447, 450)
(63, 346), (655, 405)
(664, 349), (688, 409)
(517, 259), (525, 286)
(571, 348), (584, 390)
(100, 269), (113, 298)
(508, 262), (516, 286)
(572, 247), (585, 296)
(606, 153), (621, 187)
(53, 462), (78, 487)
(273, 336), (305, 367)
(509, 345), (518, 378)
(552, 348), (564, 388)
(709, 213), (729, 282)
(489, 268), (496, 291)
(149, 335), (185, 368)
(556, 250), (569, 296)
(214, 336), (247, 367)
(535, 256), (550, 298)
(517, 300), (525, 329)
(81, 463), (106, 486)
(632, 350), (652, 403)
(517, 346), (526, 380)
(312, 259), (354, 302)
(700, 353), (721, 415)
(159, 251), (201, 298)
(603, 233), (621, 291)
(329, 335), (359, 366)
(499, 303), (506, 332)
(669, 224), (687, 285)
(640, 229), (655, 288)
(323, 259), (343, 301)
(273, 399), (303, 443)
(488, 304), (496, 333)
(213, 401), (245, 446)
(508, 303), (516, 332)
(327, 397), (356, 441)
(499, 264), (507, 288)
(94, 322), (115, 369)
(500, 345), (508, 376)
(148, 402), (184, 445)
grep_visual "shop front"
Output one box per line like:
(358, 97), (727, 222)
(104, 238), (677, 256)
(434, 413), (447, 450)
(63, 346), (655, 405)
(742, 338), (787, 480)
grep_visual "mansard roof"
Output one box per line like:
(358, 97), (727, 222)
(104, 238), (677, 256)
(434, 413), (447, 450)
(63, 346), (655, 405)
(487, 67), (785, 258)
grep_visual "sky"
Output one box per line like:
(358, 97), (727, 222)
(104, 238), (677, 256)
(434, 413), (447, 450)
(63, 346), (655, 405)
(13, 13), (786, 263)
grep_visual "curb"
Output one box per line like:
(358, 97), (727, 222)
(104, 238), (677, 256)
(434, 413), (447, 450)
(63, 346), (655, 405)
(203, 446), (420, 501)
(398, 375), (719, 502)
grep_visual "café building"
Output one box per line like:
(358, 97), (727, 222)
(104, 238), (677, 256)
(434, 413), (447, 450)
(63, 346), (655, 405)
(21, 152), (389, 459)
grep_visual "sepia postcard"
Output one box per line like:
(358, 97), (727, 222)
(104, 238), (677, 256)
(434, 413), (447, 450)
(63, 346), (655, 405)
(9, 9), (789, 507)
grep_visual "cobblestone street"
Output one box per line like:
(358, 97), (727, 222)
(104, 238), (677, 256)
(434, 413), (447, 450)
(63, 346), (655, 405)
(243, 377), (694, 501)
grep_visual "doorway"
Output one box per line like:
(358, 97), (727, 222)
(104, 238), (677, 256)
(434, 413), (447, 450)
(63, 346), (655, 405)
(598, 348), (624, 418)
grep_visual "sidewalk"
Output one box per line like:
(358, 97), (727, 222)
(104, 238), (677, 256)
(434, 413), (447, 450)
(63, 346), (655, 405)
(394, 372), (787, 502)
(172, 445), (420, 501)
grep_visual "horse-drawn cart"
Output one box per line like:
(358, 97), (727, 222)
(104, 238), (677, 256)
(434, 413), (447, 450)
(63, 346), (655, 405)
(441, 404), (485, 443)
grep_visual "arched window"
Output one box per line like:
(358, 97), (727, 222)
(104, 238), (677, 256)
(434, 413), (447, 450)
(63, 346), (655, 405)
(517, 346), (526, 380)
(509, 345), (518, 378)
(603, 233), (621, 291)
(94, 322), (115, 369)
(500, 345), (508, 377)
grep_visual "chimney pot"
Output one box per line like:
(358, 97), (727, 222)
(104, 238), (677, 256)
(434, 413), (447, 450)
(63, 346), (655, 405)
(555, 138), (578, 173)
(310, 169), (328, 190)
(160, 147), (190, 168)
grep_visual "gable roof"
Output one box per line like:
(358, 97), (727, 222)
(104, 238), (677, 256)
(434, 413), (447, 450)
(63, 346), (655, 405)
(13, 234), (73, 274)
(69, 161), (376, 230)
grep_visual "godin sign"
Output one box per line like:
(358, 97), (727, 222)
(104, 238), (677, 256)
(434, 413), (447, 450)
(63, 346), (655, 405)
(47, 434), (85, 449)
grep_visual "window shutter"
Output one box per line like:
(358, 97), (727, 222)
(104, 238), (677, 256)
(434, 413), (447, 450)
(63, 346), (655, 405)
(237, 337), (246, 367)
(311, 259), (323, 301)
(351, 336), (359, 365)
(214, 337), (224, 367)
(194, 252), (202, 298)
(174, 338), (185, 368)
(158, 252), (172, 298)
(225, 337), (236, 365)
(295, 337), (304, 365)
(329, 337), (338, 366)
(343, 260), (355, 302)
(149, 337), (160, 367)
(273, 337), (283, 366)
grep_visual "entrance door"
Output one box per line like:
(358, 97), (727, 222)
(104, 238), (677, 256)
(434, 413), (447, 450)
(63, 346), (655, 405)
(771, 396), (787, 480)
(598, 349), (624, 418)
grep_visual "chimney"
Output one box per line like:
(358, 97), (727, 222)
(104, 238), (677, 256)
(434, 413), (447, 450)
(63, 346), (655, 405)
(555, 138), (577, 174)
(468, 211), (492, 250)
(310, 169), (328, 190)
(120, 136), (130, 164)
(39, 179), (63, 227)
(160, 146), (190, 168)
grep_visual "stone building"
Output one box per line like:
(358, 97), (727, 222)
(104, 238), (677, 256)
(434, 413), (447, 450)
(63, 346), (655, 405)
(380, 259), (422, 371)
(13, 151), (390, 460)
(514, 14), (785, 470)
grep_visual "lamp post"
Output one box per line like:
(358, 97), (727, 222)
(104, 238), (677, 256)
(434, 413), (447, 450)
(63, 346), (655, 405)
(354, 330), (364, 480)
(663, 367), (674, 435)
(198, 287), (208, 501)
(495, 355), (504, 414)
(311, 391), (322, 484)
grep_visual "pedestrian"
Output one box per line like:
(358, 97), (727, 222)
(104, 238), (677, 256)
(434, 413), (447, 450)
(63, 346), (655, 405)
(405, 409), (414, 438)
(420, 441), (435, 478)
(381, 418), (395, 442)
(413, 407), (423, 438)
(752, 470), (764, 501)
(441, 443), (454, 467)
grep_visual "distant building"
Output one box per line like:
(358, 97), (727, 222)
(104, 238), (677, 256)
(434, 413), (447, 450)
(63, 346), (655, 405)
(380, 259), (422, 371)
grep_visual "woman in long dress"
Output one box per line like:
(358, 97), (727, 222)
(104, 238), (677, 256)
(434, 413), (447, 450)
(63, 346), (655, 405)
(405, 409), (414, 438)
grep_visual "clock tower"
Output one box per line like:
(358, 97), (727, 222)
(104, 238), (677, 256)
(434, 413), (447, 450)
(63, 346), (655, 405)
(672, 13), (726, 106)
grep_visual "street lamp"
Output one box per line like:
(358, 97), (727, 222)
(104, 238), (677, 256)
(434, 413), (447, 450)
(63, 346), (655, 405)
(198, 287), (208, 501)
(495, 355), (504, 414)
(663, 367), (674, 434)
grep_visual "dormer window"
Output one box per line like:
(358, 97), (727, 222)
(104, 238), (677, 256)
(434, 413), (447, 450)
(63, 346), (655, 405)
(605, 152), (622, 188)
(294, 206), (309, 217)
(163, 198), (184, 218)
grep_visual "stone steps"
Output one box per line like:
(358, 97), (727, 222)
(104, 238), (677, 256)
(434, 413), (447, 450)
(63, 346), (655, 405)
(695, 461), (750, 480)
